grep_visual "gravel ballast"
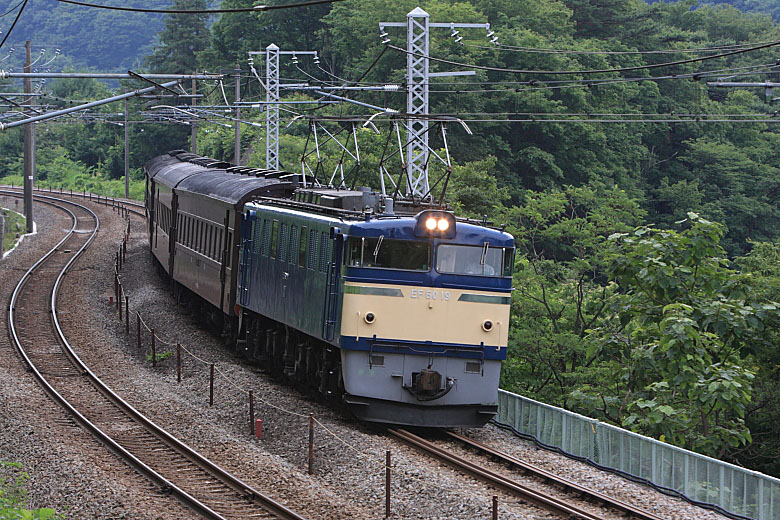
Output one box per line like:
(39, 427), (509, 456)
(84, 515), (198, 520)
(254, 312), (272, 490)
(0, 195), (194, 519)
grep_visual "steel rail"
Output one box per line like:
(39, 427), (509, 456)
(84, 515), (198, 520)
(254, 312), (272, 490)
(6, 194), (229, 520)
(6, 192), (306, 520)
(388, 427), (611, 520)
(444, 430), (666, 520)
(0, 185), (146, 217)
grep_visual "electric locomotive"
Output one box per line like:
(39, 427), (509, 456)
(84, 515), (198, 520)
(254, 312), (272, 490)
(145, 151), (514, 427)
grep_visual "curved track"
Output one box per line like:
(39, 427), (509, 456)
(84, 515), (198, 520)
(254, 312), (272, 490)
(388, 428), (665, 520)
(0, 185), (145, 217)
(6, 192), (307, 520)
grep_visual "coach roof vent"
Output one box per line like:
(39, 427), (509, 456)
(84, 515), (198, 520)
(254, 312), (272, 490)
(227, 166), (255, 175)
(206, 160), (231, 168)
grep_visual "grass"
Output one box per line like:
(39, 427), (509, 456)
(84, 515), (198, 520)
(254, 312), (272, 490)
(146, 351), (173, 363)
(1, 207), (27, 254)
(0, 461), (62, 519)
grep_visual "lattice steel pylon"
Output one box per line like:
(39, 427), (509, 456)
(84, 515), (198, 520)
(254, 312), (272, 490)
(249, 44), (318, 171)
(381, 8), (494, 201)
(406, 7), (430, 199)
(265, 43), (280, 170)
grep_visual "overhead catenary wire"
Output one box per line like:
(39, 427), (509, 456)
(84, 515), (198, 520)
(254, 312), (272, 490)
(462, 39), (779, 55)
(383, 37), (780, 76)
(54, 0), (344, 13)
(0, 0), (25, 18)
(0, 0), (29, 50)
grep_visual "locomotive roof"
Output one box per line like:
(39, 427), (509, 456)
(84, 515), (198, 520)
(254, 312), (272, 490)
(349, 217), (514, 247)
(246, 201), (514, 247)
(145, 152), (294, 209)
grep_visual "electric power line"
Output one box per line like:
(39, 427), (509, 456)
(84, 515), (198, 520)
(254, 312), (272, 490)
(462, 40), (778, 56)
(384, 38), (780, 76)
(0, 0), (29, 50)
(54, 0), (343, 14)
(0, 0), (25, 18)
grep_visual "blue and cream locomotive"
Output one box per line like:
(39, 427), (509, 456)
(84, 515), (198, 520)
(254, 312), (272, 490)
(146, 151), (514, 427)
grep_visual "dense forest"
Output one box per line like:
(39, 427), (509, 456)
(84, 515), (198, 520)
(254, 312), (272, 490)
(1, 0), (779, 477)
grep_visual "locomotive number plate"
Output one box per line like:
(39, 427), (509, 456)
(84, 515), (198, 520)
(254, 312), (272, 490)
(409, 289), (451, 301)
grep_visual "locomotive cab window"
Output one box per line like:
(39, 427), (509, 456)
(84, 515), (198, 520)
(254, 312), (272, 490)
(435, 244), (510, 277)
(346, 237), (430, 271)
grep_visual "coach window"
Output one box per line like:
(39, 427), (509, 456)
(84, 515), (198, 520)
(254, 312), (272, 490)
(209, 225), (215, 259)
(299, 226), (307, 267)
(210, 225), (217, 259)
(211, 224), (219, 260)
(204, 224), (210, 258)
(270, 220), (279, 259)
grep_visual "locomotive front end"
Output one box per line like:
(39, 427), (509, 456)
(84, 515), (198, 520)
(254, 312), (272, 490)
(339, 210), (514, 427)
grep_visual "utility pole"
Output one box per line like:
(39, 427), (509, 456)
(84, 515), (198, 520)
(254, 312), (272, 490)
(234, 64), (241, 165)
(380, 8), (494, 200)
(124, 96), (129, 198)
(1, 211), (5, 256)
(191, 79), (197, 154)
(23, 40), (35, 233)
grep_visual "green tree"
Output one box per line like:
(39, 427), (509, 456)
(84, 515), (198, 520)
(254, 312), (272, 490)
(501, 184), (645, 405)
(574, 214), (777, 456)
(146, 0), (211, 74)
(733, 240), (780, 475)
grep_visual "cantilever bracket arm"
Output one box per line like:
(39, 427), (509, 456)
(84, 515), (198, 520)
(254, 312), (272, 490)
(128, 70), (180, 96)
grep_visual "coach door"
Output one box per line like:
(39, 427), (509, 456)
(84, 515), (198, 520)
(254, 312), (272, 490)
(237, 211), (256, 307)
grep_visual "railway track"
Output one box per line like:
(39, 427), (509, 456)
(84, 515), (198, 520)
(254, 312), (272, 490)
(388, 427), (665, 520)
(0, 184), (146, 217)
(6, 192), (307, 520)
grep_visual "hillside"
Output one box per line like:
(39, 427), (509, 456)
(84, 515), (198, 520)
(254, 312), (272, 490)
(1, 0), (170, 71)
(648, 0), (780, 20)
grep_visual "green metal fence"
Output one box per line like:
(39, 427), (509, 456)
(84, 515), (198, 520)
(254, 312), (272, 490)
(496, 389), (780, 520)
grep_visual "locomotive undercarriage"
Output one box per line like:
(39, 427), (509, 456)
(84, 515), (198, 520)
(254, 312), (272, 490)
(156, 260), (344, 401)
(239, 313), (344, 401)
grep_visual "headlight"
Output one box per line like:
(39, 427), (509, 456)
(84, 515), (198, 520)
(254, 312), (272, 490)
(414, 210), (456, 238)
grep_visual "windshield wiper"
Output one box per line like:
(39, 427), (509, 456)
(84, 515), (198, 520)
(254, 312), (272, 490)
(373, 235), (384, 261)
(480, 241), (489, 265)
